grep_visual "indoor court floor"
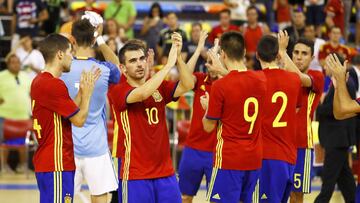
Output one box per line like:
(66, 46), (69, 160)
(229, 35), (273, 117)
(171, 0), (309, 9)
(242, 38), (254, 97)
(0, 172), (346, 203)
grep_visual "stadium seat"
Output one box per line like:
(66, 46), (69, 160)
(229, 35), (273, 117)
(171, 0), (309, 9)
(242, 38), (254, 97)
(0, 119), (35, 178)
(181, 4), (206, 14)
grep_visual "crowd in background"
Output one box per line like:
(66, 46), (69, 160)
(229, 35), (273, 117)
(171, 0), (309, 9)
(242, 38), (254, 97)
(2, 0), (360, 201)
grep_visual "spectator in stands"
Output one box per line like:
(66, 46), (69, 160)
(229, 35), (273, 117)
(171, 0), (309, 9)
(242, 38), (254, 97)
(42, 0), (62, 35)
(0, 53), (31, 173)
(315, 54), (356, 203)
(75, 0), (103, 16)
(106, 38), (118, 55)
(273, 0), (291, 30)
(208, 9), (240, 45)
(324, 0), (345, 36)
(103, 19), (124, 50)
(59, 10), (82, 35)
(157, 12), (188, 65)
(304, 24), (325, 71)
(304, 0), (325, 37)
(187, 22), (210, 73)
(284, 7), (306, 55)
(11, 0), (48, 37)
(223, 0), (250, 26)
(14, 35), (45, 80)
(318, 26), (352, 67)
(104, 0), (136, 40)
(356, 0), (360, 50)
(242, 5), (269, 58)
(140, 2), (164, 58)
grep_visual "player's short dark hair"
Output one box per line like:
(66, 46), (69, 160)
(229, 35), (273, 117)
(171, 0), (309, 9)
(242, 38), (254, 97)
(294, 38), (314, 56)
(257, 35), (279, 62)
(71, 19), (96, 47)
(219, 8), (231, 16)
(118, 40), (146, 64)
(39, 34), (71, 63)
(220, 31), (245, 61)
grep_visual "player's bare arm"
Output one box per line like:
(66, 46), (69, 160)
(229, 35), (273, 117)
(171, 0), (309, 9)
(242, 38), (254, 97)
(96, 24), (120, 67)
(126, 38), (178, 104)
(325, 54), (360, 119)
(70, 68), (101, 127)
(173, 32), (196, 97)
(201, 92), (217, 132)
(278, 30), (312, 87)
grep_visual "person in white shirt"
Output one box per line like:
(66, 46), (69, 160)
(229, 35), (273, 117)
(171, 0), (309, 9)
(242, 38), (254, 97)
(224, 0), (251, 26)
(14, 35), (45, 80)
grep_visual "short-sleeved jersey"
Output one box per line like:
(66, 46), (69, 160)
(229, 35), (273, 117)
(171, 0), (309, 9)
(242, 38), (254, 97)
(109, 79), (179, 180)
(31, 72), (79, 172)
(206, 70), (267, 170)
(261, 69), (302, 164)
(318, 43), (351, 62)
(296, 70), (325, 148)
(185, 73), (217, 152)
(61, 57), (120, 158)
(325, 0), (344, 34)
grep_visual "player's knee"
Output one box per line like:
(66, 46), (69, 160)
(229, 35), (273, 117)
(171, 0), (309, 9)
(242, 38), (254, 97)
(181, 194), (194, 203)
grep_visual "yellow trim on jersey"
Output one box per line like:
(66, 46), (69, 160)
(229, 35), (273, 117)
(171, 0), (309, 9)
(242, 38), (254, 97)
(206, 167), (219, 201)
(252, 179), (260, 203)
(214, 122), (223, 168)
(120, 110), (131, 181)
(111, 106), (119, 157)
(53, 113), (64, 171)
(306, 92), (316, 148)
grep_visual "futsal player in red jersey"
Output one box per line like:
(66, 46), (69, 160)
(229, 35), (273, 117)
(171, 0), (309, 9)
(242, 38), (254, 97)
(31, 34), (99, 203)
(109, 33), (194, 203)
(177, 31), (219, 203)
(278, 31), (325, 203)
(255, 35), (302, 203)
(201, 31), (267, 203)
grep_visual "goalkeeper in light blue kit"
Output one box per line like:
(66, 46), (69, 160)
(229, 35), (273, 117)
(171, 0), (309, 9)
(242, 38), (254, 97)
(61, 11), (120, 203)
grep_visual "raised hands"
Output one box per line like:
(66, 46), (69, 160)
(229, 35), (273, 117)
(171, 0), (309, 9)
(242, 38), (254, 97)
(80, 66), (101, 97)
(324, 53), (347, 87)
(277, 30), (289, 53)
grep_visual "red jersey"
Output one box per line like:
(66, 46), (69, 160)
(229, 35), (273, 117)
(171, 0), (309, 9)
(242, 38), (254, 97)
(31, 72), (79, 172)
(261, 69), (302, 164)
(276, 0), (291, 23)
(185, 73), (216, 152)
(109, 80), (178, 180)
(206, 70), (267, 170)
(296, 70), (324, 148)
(318, 43), (352, 62)
(208, 25), (240, 44)
(243, 23), (264, 55)
(325, 0), (344, 34)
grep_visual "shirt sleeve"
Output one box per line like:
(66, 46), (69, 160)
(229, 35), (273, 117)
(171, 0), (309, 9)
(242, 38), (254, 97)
(159, 80), (179, 104)
(206, 81), (223, 120)
(110, 83), (136, 112)
(100, 61), (120, 84)
(129, 2), (137, 17)
(308, 70), (325, 94)
(42, 79), (79, 119)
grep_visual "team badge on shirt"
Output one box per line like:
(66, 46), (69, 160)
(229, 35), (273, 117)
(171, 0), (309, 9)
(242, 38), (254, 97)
(152, 90), (163, 102)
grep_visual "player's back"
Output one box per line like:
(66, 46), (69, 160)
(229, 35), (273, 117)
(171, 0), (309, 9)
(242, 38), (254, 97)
(61, 57), (120, 157)
(261, 68), (301, 164)
(209, 70), (267, 170)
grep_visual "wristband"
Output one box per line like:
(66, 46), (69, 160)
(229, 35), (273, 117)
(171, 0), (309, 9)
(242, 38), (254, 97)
(96, 36), (105, 45)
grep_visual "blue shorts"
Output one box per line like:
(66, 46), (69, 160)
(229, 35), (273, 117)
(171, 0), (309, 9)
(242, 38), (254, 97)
(259, 159), (295, 203)
(207, 168), (260, 203)
(118, 175), (181, 203)
(356, 184), (360, 203)
(292, 148), (313, 193)
(36, 171), (75, 203)
(178, 146), (213, 196)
